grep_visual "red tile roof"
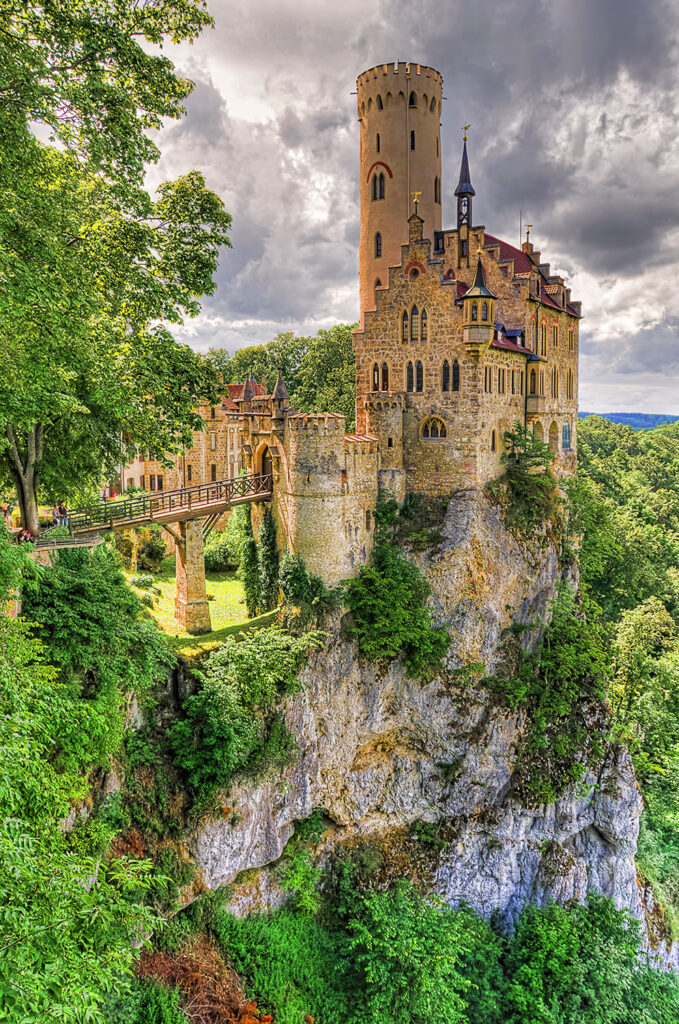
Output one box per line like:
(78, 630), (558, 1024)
(483, 233), (534, 274)
(492, 337), (531, 355)
(345, 433), (378, 443)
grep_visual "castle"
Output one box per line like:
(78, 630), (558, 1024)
(125, 61), (580, 592)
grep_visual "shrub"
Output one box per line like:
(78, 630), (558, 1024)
(411, 819), (446, 850)
(280, 846), (323, 914)
(204, 515), (241, 572)
(278, 552), (342, 625)
(169, 627), (324, 803)
(489, 422), (560, 536)
(138, 532), (167, 573)
(103, 980), (188, 1024)
(131, 573), (155, 589)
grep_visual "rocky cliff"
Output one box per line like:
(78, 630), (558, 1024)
(186, 490), (669, 960)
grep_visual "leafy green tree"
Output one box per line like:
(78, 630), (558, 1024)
(494, 421), (559, 534)
(239, 502), (261, 617)
(291, 324), (357, 428)
(259, 507), (280, 611)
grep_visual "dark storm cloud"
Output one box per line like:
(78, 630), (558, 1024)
(154, 0), (679, 412)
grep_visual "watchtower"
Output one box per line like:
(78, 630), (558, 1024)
(357, 62), (443, 317)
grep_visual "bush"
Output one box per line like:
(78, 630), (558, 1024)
(278, 552), (342, 624)
(103, 980), (188, 1024)
(138, 532), (167, 573)
(131, 573), (155, 589)
(169, 627), (325, 803)
(204, 515), (241, 572)
(489, 422), (560, 536)
(280, 845), (323, 914)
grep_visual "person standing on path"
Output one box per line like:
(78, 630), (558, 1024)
(58, 501), (68, 527)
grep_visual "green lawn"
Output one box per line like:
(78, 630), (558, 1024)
(127, 555), (278, 655)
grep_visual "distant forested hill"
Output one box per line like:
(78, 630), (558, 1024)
(579, 411), (679, 430)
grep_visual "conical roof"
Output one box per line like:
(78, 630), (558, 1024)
(454, 140), (475, 197)
(464, 253), (496, 299)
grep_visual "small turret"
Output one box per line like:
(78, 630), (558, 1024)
(462, 252), (496, 350)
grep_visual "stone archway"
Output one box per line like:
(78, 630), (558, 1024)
(549, 420), (558, 453)
(534, 421), (544, 442)
(260, 445), (273, 480)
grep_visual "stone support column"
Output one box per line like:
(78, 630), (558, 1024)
(174, 519), (211, 634)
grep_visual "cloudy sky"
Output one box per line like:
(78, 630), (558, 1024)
(152, 0), (679, 413)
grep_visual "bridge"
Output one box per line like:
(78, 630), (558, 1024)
(64, 473), (274, 634)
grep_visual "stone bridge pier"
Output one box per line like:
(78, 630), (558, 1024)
(174, 519), (211, 634)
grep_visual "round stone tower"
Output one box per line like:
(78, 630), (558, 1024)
(357, 62), (443, 317)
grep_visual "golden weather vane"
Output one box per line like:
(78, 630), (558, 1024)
(462, 123), (471, 141)
(411, 190), (422, 213)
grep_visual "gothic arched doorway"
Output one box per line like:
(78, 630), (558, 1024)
(261, 445), (273, 480)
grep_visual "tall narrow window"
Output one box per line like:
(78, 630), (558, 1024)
(484, 367), (492, 393)
(210, 464), (217, 482)
(420, 309), (428, 341)
(415, 360), (423, 392)
(372, 363), (380, 391)
(376, 132), (381, 152)
(409, 91), (417, 107)
(157, 475), (163, 491)
(530, 369), (537, 395)
(381, 362), (389, 391)
(210, 406), (215, 419)
(552, 325), (559, 348)
(434, 176), (441, 203)
(471, 302), (478, 322)
(562, 422), (571, 450)
(371, 174), (378, 200)
(498, 368), (505, 394)
(481, 301), (488, 322)
(511, 370), (516, 394)
(491, 430), (497, 452)
(402, 310), (409, 342)
(452, 359), (460, 392)
(210, 432), (216, 450)
(540, 323), (547, 356)
(442, 359), (450, 392)
(568, 328), (574, 350)
(375, 232), (382, 257)
(406, 361), (414, 392)
(520, 371), (524, 395)
(552, 368), (559, 397)
(377, 94), (383, 110)
(379, 173), (385, 199)
(431, 97), (437, 113)
(410, 130), (415, 150)
(187, 464), (192, 483)
(410, 305), (419, 342)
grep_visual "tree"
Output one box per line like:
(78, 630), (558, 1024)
(259, 507), (280, 611)
(240, 502), (260, 618)
(0, 2), (230, 532)
(291, 324), (357, 428)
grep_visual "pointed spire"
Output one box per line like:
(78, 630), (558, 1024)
(465, 251), (496, 299)
(272, 367), (289, 405)
(242, 377), (253, 401)
(454, 140), (475, 197)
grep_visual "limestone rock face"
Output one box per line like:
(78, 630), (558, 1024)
(192, 490), (662, 953)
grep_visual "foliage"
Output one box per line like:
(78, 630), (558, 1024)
(131, 574), (156, 590)
(0, 610), (162, 1021)
(293, 807), (328, 844)
(278, 551), (342, 624)
(411, 819), (447, 850)
(206, 325), (357, 428)
(280, 845), (323, 915)
(239, 502), (260, 618)
(488, 585), (610, 803)
(204, 514), (241, 572)
(487, 422), (560, 536)
(138, 533), (168, 574)
(346, 491), (450, 675)
(169, 627), (325, 803)
(258, 507), (280, 612)
(103, 980), (188, 1024)
(0, 1), (230, 532)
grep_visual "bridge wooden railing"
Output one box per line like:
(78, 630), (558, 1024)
(67, 473), (273, 533)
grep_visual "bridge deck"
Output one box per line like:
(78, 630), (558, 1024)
(68, 473), (273, 534)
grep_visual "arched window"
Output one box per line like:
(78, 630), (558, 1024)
(540, 323), (547, 356)
(415, 360), (424, 392)
(371, 363), (380, 392)
(377, 94), (383, 110)
(471, 302), (478, 322)
(534, 421), (544, 441)
(442, 359), (450, 391)
(566, 368), (574, 399)
(434, 176), (441, 203)
(421, 417), (446, 439)
(481, 301), (488, 322)
(375, 232), (382, 257)
(376, 132), (381, 152)
(379, 173), (385, 199)
(381, 362), (389, 391)
(406, 361), (414, 392)
(430, 96), (437, 112)
(552, 368), (559, 397)
(410, 130), (415, 150)
(410, 305), (419, 342)
(562, 422), (571, 450)
(420, 309), (428, 341)
(371, 174), (378, 201)
(409, 91), (417, 107)
(452, 359), (460, 392)
(529, 369), (537, 395)
(491, 430), (497, 452)
(402, 309), (409, 342)
(549, 421), (558, 453)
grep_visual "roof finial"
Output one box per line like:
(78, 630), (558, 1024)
(411, 190), (422, 215)
(462, 122), (471, 142)
(525, 223), (532, 243)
